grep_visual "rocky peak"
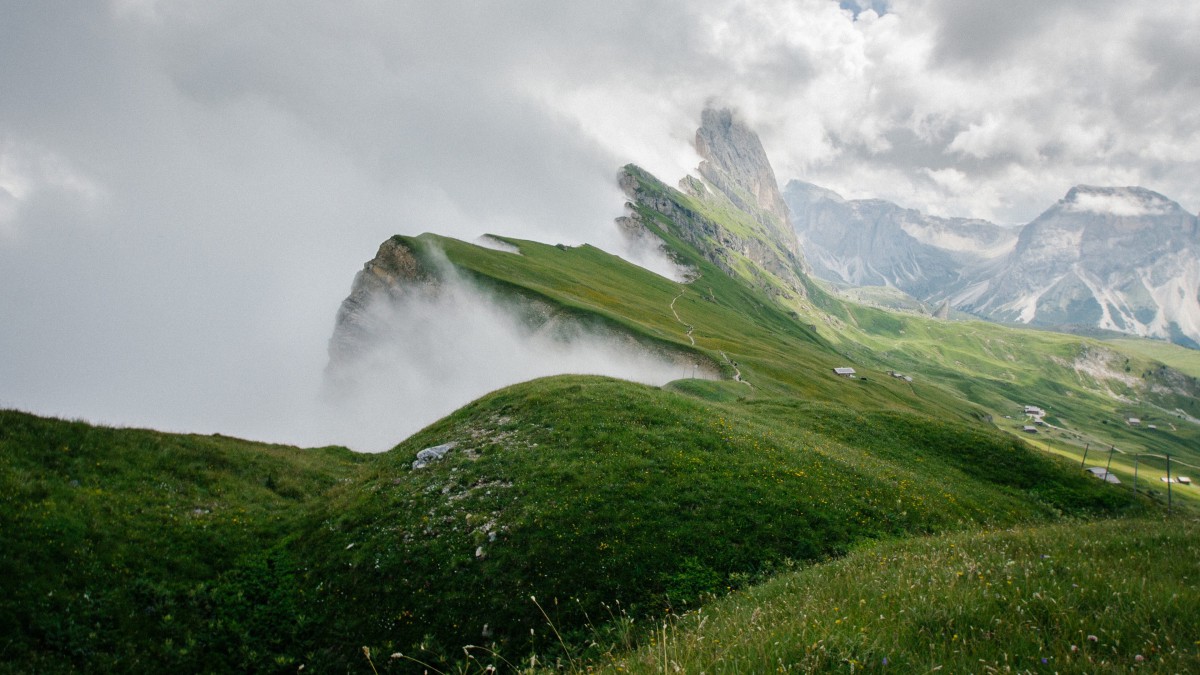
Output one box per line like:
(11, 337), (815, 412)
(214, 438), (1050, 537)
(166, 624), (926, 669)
(1015, 186), (1198, 261)
(694, 107), (798, 254)
(1057, 185), (1183, 219)
(964, 185), (1200, 344)
(327, 236), (438, 371)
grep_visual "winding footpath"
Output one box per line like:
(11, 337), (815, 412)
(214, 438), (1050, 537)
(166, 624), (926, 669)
(669, 288), (696, 346)
(667, 279), (753, 388)
(719, 351), (753, 388)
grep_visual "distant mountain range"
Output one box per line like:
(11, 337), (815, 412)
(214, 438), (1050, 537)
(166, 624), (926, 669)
(786, 182), (1200, 347)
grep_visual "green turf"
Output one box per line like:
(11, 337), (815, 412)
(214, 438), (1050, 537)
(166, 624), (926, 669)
(2, 161), (1197, 673)
(594, 518), (1200, 674)
(0, 410), (371, 672)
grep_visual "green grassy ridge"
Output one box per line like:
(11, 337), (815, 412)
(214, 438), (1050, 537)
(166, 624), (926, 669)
(398, 233), (724, 379)
(596, 517), (1200, 674)
(842, 314), (1200, 466)
(1108, 337), (1200, 379)
(0, 410), (371, 672)
(283, 375), (1145, 670)
(620, 165), (1200, 465)
(413, 174), (1198, 481)
(411, 234), (711, 355)
(424, 207), (994, 430)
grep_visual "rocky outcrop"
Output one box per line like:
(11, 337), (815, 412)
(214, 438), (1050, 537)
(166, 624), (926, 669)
(609, 108), (818, 302)
(327, 236), (440, 371)
(695, 108), (798, 255)
(787, 180), (1200, 347)
(412, 441), (457, 469)
(962, 186), (1200, 346)
(619, 166), (810, 300)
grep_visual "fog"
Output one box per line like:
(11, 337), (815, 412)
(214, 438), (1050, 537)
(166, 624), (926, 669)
(321, 268), (715, 452)
(2, 1), (1196, 451)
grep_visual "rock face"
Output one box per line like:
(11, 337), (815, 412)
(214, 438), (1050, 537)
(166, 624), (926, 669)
(695, 108), (798, 256)
(615, 107), (813, 301)
(785, 180), (1016, 300)
(326, 236), (439, 373)
(960, 186), (1200, 346)
(786, 181), (1200, 346)
(620, 165), (814, 301)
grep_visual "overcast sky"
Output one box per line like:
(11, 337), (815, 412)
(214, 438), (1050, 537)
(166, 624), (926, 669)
(2, 0), (1197, 449)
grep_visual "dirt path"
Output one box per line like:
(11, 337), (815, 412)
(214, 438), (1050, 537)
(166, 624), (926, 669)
(669, 288), (696, 346)
(669, 279), (750, 387)
(719, 350), (753, 388)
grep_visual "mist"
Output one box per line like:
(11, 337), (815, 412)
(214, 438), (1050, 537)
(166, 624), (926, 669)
(320, 269), (715, 452)
(3, 1), (1196, 452)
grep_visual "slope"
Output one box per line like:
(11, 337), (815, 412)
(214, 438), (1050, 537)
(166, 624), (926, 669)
(599, 517), (1199, 673)
(287, 375), (1145, 670)
(0, 410), (371, 673)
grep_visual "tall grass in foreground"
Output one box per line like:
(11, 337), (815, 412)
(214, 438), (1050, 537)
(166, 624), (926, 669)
(591, 518), (1199, 673)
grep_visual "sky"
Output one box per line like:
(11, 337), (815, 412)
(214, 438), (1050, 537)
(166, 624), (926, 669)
(2, 0), (1197, 449)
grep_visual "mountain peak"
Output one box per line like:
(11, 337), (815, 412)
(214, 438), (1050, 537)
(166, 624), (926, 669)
(1058, 185), (1181, 218)
(694, 107), (798, 254)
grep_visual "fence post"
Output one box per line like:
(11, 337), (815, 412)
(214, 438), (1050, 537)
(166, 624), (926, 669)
(1132, 454), (1138, 494)
(1166, 454), (1172, 516)
(1104, 446), (1115, 482)
(1080, 443), (1090, 468)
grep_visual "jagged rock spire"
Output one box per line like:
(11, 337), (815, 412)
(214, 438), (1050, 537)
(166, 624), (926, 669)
(694, 107), (799, 255)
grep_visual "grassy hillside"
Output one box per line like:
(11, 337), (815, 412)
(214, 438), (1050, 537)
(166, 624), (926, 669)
(1, 374), (1153, 672)
(3, 159), (1198, 673)
(1107, 337), (1200, 378)
(303, 375), (1148, 668)
(419, 231), (992, 430)
(413, 196), (1200, 487)
(598, 518), (1200, 674)
(0, 410), (371, 672)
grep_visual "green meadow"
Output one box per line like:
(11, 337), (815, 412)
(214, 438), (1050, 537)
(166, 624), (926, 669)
(2, 165), (1197, 672)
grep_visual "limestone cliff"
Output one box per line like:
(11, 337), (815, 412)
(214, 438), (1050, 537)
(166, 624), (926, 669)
(694, 108), (799, 256)
(615, 108), (815, 303)
(326, 236), (439, 373)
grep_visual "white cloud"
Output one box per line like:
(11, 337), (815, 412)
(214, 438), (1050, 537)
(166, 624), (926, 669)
(1, 0), (1197, 448)
(326, 272), (713, 451)
(1065, 191), (1169, 217)
(947, 114), (1040, 162)
(0, 139), (106, 243)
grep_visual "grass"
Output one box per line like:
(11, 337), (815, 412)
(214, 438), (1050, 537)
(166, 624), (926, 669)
(0, 410), (371, 672)
(286, 376), (1146, 669)
(594, 518), (1200, 674)
(1107, 337), (1200, 379)
(1, 161), (1197, 673)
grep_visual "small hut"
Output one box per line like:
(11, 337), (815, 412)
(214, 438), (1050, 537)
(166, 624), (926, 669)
(1085, 467), (1121, 484)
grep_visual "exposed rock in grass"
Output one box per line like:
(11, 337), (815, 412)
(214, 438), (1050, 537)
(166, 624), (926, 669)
(412, 441), (457, 469)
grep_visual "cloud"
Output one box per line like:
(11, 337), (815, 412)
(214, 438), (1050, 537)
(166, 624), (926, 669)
(1, 0), (1197, 448)
(324, 270), (713, 451)
(0, 139), (107, 243)
(1065, 191), (1170, 217)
